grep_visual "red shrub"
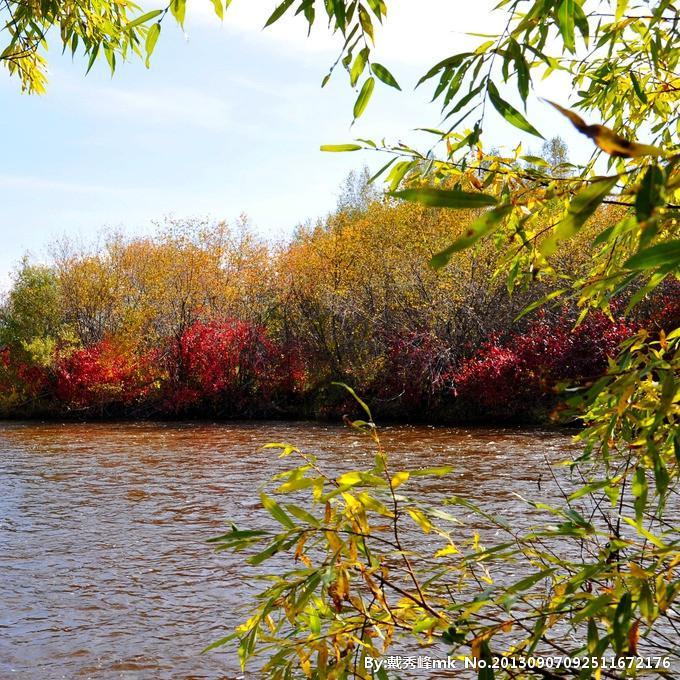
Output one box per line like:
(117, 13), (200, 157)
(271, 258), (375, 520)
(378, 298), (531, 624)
(0, 347), (49, 403)
(164, 318), (303, 414)
(55, 340), (155, 410)
(372, 330), (454, 413)
(644, 277), (680, 333)
(449, 311), (636, 418)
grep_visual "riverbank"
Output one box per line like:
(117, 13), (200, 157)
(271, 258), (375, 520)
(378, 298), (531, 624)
(0, 305), (664, 425)
(2, 211), (678, 429)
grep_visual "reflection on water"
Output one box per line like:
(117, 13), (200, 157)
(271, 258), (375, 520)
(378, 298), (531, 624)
(0, 421), (579, 679)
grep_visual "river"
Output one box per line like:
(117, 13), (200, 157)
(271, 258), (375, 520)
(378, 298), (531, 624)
(0, 421), (581, 679)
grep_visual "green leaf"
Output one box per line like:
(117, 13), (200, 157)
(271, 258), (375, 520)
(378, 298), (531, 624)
(329, 0), (346, 30)
(444, 81), (485, 119)
(103, 46), (116, 75)
(170, 0), (186, 28)
(336, 470), (386, 487)
(390, 188), (497, 209)
(416, 52), (471, 87)
(371, 63), (401, 90)
(515, 288), (569, 320)
(386, 160), (413, 190)
(540, 175), (618, 255)
(145, 22), (161, 67)
(624, 239), (680, 270)
(285, 504), (321, 527)
(365, 0), (385, 19)
(353, 76), (375, 120)
(568, 479), (616, 501)
(264, 0), (295, 27)
(368, 156), (396, 184)
(612, 593), (632, 654)
(429, 204), (511, 268)
(211, 0), (225, 20)
(350, 48), (369, 87)
(521, 155), (549, 167)
(506, 567), (555, 594)
(622, 517), (666, 548)
(85, 45), (100, 75)
(630, 72), (648, 104)
(207, 528), (269, 544)
(275, 477), (314, 493)
(409, 466), (454, 476)
(557, 0), (575, 52)
(202, 632), (237, 653)
(332, 381), (373, 421)
(260, 491), (296, 529)
(574, 593), (615, 623)
(635, 164), (664, 223)
(616, 0), (628, 19)
(320, 143), (362, 152)
(358, 5), (374, 41)
(247, 538), (285, 565)
(126, 10), (163, 29)
(478, 640), (495, 680)
(632, 467), (648, 526)
(487, 81), (543, 138)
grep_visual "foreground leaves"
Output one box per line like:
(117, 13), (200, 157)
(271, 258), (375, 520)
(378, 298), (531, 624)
(210, 405), (680, 677)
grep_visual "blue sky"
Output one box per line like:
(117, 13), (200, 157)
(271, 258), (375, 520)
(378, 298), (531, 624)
(0, 0), (594, 287)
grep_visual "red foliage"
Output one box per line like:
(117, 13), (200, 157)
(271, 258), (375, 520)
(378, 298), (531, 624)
(54, 340), (154, 410)
(373, 330), (454, 412)
(164, 318), (304, 414)
(644, 278), (680, 333)
(449, 311), (636, 418)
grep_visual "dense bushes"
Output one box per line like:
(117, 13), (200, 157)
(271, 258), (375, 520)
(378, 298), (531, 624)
(54, 340), (154, 413)
(2, 319), (303, 418)
(449, 312), (638, 420)
(0, 183), (676, 422)
(163, 319), (304, 416)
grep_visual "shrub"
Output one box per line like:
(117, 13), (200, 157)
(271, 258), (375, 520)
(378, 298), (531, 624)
(0, 346), (50, 413)
(371, 329), (454, 417)
(54, 339), (155, 412)
(450, 311), (636, 419)
(163, 318), (303, 416)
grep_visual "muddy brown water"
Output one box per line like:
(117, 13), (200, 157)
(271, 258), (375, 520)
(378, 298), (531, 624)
(0, 421), (582, 679)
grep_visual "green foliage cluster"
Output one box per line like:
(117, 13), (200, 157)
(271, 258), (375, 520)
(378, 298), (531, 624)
(0, 261), (63, 364)
(210, 389), (679, 677)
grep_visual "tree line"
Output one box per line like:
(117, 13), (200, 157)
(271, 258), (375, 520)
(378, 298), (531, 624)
(2, 162), (676, 421)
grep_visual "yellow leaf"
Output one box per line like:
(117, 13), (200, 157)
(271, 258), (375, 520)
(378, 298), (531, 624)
(337, 569), (349, 600)
(295, 533), (308, 562)
(629, 562), (648, 579)
(544, 99), (664, 158)
(434, 544), (459, 558)
(390, 471), (410, 489)
(617, 385), (634, 415)
(407, 507), (433, 533)
(337, 471), (363, 486)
